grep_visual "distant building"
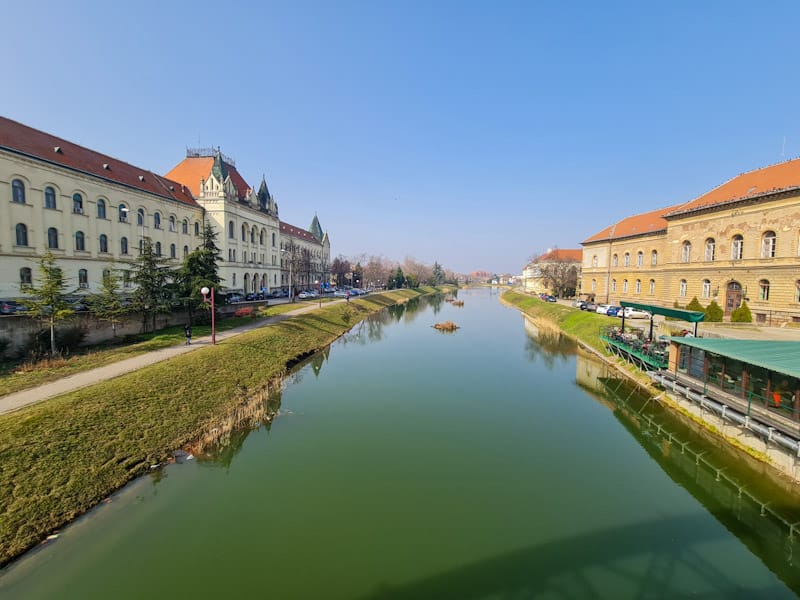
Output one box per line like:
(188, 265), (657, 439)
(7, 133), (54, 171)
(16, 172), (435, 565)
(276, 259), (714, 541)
(523, 249), (582, 297)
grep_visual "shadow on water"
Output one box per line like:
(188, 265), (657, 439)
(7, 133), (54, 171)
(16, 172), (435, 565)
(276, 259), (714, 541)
(358, 513), (784, 599)
(577, 355), (800, 594)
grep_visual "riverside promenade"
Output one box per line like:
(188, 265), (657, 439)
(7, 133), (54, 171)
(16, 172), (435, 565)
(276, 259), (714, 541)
(0, 301), (329, 416)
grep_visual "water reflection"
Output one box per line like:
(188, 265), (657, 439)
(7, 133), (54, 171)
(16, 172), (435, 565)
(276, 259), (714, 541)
(522, 314), (576, 368)
(574, 352), (800, 593)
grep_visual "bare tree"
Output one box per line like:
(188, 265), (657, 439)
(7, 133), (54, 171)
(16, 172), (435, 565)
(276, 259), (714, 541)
(540, 261), (579, 298)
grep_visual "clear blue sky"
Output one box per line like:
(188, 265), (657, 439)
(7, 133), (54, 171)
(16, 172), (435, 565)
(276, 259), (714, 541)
(6, 1), (800, 274)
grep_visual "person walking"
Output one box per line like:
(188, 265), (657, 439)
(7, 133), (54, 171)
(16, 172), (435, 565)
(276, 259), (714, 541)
(184, 324), (192, 345)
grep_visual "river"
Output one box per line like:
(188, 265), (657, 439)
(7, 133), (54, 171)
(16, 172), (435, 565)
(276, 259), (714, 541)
(1, 287), (799, 598)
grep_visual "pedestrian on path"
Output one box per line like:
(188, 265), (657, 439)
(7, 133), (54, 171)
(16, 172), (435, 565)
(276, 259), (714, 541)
(184, 324), (192, 345)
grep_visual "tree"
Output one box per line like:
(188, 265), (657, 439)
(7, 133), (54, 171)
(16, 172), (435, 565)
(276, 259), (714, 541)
(19, 250), (74, 356)
(432, 262), (445, 285)
(705, 300), (723, 322)
(539, 260), (579, 298)
(90, 268), (129, 338)
(130, 238), (175, 332)
(685, 297), (705, 312)
(331, 256), (351, 288)
(731, 300), (752, 323)
(177, 223), (223, 323)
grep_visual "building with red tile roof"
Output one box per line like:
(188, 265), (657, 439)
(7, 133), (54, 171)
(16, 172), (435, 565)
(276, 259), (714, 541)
(579, 158), (800, 323)
(523, 248), (582, 296)
(0, 116), (330, 302)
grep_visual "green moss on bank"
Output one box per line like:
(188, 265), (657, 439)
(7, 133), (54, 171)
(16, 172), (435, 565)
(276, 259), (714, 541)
(0, 287), (445, 565)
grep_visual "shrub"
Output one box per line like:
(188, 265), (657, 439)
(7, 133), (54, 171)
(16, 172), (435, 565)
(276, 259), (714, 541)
(685, 296), (704, 312)
(704, 300), (723, 322)
(0, 336), (10, 357)
(233, 307), (255, 318)
(666, 300), (683, 321)
(731, 301), (752, 323)
(23, 325), (88, 358)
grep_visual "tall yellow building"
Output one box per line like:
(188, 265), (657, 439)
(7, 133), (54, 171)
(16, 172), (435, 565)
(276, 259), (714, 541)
(582, 158), (800, 324)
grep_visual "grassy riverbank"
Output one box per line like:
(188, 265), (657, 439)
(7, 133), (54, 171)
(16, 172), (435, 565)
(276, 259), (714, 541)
(0, 287), (446, 565)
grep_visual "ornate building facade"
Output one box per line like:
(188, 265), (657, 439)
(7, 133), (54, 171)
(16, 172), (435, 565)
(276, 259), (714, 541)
(581, 158), (800, 324)
(0, 117), (329, 299)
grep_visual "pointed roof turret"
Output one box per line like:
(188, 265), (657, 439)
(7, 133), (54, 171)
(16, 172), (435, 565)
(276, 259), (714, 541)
(257, 175), (271, 208)
(211, 148), (228, 182)
(309, 214), (323, 241)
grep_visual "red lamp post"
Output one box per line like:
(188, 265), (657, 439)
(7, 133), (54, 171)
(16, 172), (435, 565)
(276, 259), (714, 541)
(200, 286), (216, 345)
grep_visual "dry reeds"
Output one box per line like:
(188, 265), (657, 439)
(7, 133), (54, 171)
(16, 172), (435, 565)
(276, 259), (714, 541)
(433, 320), (459, 332)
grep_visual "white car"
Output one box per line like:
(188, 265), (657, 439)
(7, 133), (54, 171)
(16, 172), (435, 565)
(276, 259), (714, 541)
(595, 304), (612, 315)
(622, 307), (651, 319)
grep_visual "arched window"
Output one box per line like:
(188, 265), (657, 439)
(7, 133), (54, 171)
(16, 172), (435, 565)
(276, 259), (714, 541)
(612, 254), (618, 267)
(15, 223), (28, 246)
(102, 268), (111, 281)
(11, 179), (25, 203)
(591, 279), (596, 291)
(47, 227), (59, 249)
(649, 279), (655, 295)
(702, 279), (711, 298)
(78, 269), (88, 288)
(731, 235), (743, 260)
(251, 227), (256, 243)
(44, 186), (57, 209)
(137, 208), (145, 226)
(759, 279), (770, 301)
(241, 223), (247, 241)
(20, 267), (32, 286)
(260, 230), (265, 245)
(228, 221), (235, 239)
(169, 215), (176, 232)
(153, 212), (161, 229)
(272, 232), (276, 247)
(704, 238), (715, 261)
(635, 279), (641, 294)
(170, 243), (176, 258)
(611, 279), (617, 292)
(183, 245), (189, 257)
(73, 193), (84, 214)
(119, 204), (129, 222)
(636, 251), (643, 266)
(121, 237), (129, 255)
(761, 231), (776, 258)
(99, 234), (108, 253)
(75, 231), (85, 251)
(97, 199), (107, 219)
(681, 241), (691, 263)
(182, 219), (188, 234)
(232, 273), (237, 286)
(622, 279), (629, 293)
(623, 252), (630, 267)
(796, 280), (800, 303)
(195, 222), (201, 236)
(155, 242), (162, 256)
(651, 250), (658, 266)
(679, 279), (687, 297)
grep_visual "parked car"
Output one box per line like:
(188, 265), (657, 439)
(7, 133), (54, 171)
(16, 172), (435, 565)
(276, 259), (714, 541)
(595, 304), (612, 314)
(544, 295), (557, 302)
(606, 306), (622, 317)
(582, 301), (598, 312)
(65, 297), (90, 312)
(0, 300), (26, 315)
(622, 307), (651, 319)
(573, 299), (586, 309)
(227, 294), (243, 303)
(297, 291), (312, 299)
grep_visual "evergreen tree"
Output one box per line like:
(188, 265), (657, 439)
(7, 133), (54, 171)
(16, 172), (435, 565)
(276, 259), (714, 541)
(685, 296), (704, 312)
(19, 250), (73, 356)
(177, 224), (223, 323)
(704, 299), (724, 322)
(731, 300), (753, 323)
(432, 262), (445, 285)
(131, 238), (175, 332)
(90, 269), (130, 337)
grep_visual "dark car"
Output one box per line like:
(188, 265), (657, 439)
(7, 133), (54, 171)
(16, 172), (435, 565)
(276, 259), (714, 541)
(0, 300), (25, 315)
(544, 295), (557, 302)
(582, 301), (598, 312)
(606, 306), (622, 317)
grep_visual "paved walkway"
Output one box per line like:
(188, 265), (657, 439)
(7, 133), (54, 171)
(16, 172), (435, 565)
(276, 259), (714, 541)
(0, 301), (330, 416)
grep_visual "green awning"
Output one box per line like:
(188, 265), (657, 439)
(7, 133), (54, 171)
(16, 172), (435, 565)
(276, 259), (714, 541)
(621, 301), (705, 323)
(670, 338), (800, 379)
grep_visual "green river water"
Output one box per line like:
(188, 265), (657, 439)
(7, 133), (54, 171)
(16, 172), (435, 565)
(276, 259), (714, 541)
(2, 287), (800, 598)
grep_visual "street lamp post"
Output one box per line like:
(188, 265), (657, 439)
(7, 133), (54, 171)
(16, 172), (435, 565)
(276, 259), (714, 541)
(200, 286), (216, 345)
(281, 248), (294, 303)
(315, 279), (322, 307)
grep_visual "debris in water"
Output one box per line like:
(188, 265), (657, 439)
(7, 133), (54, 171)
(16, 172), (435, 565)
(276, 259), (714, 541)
(46, 534), (59, 541)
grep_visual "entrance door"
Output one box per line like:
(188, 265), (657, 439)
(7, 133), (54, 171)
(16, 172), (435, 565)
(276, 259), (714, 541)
(725, 281), (742, 314)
